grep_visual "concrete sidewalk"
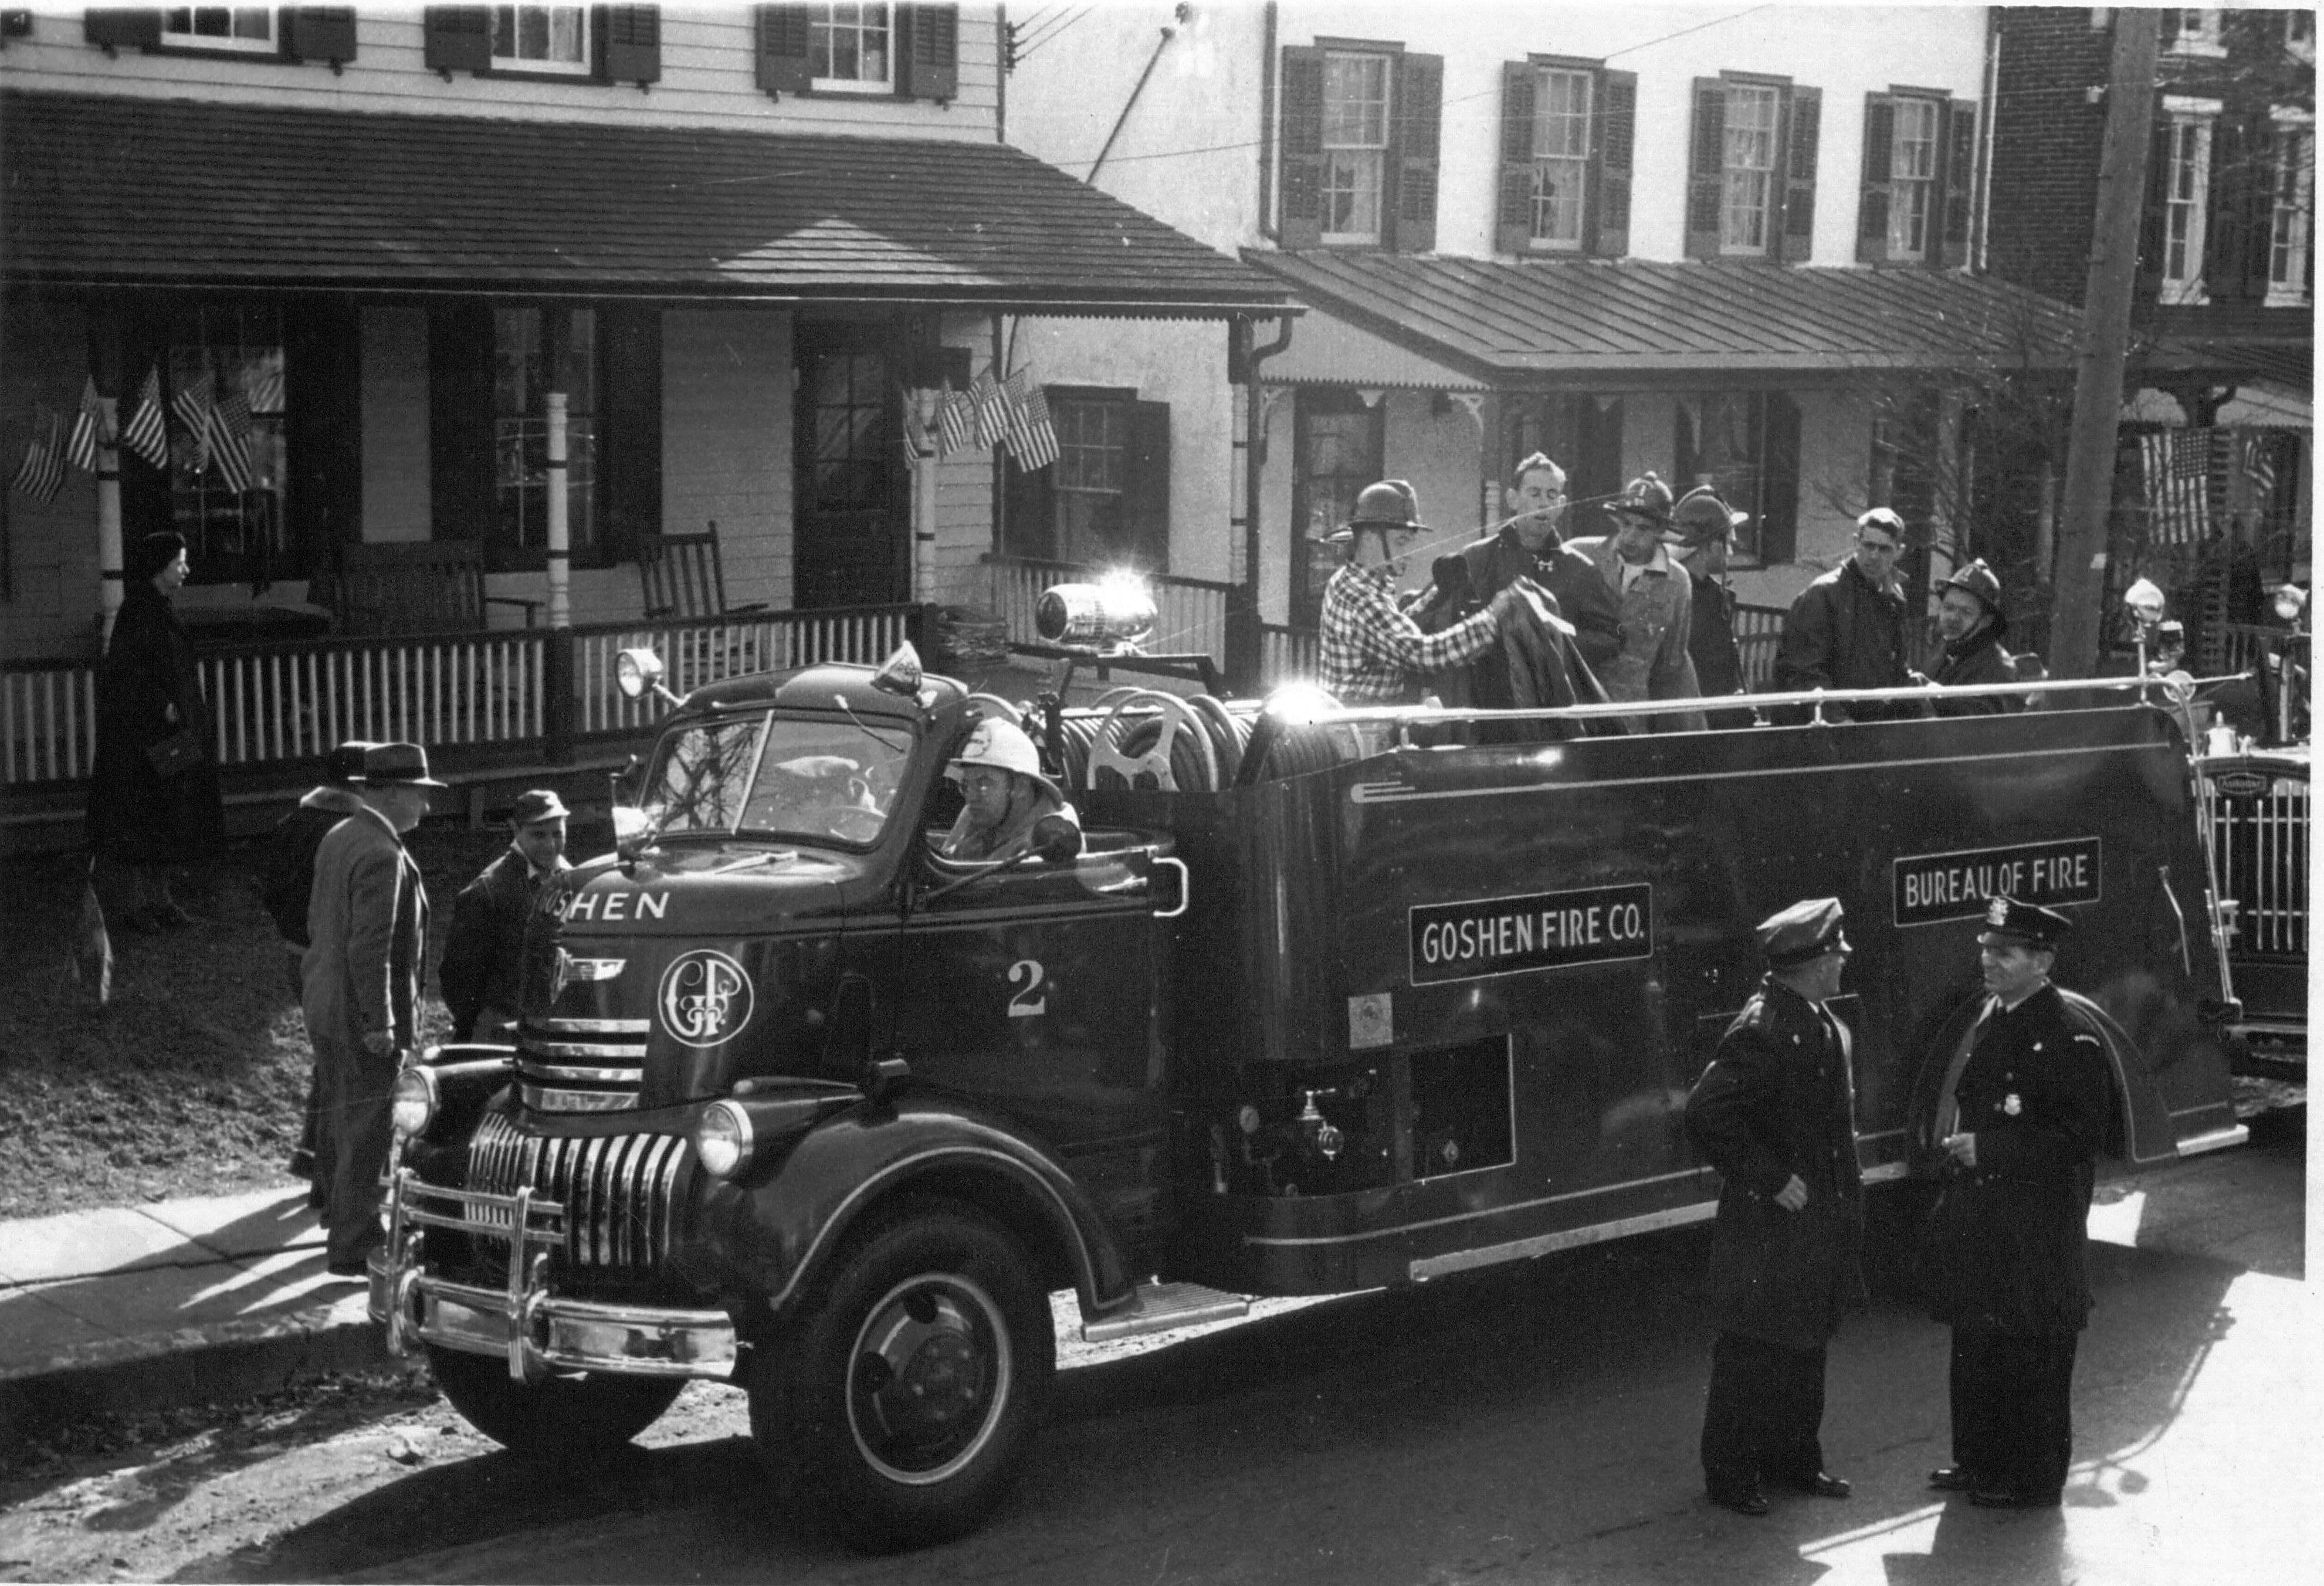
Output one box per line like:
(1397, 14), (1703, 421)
(0, 1185), (390, 1451)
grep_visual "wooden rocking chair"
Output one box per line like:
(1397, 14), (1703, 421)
(637, 522), (768, 620)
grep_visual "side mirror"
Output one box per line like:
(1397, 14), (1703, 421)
(1029, 812), (1082, 865)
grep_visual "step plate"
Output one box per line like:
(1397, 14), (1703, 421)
(1080, 1281), (1251, 1343)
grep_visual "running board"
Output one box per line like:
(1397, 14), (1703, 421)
(2175, 1124), (2251, 1157)
(1080, 1281), (1250, 1343)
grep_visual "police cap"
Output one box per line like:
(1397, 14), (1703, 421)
(1757, 897), (1848, 967)
(1977, 896), (2072, 951)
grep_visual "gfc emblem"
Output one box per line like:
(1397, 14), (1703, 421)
(657, 950), (752, 1048)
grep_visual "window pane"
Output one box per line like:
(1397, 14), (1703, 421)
(1534, 69), (1592, 160)
(165, 307), (288, 579)
(1324, 55), (1388, 148)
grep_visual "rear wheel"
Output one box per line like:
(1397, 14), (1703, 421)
(428, 1344), (685, 1456)
(748, 1200), (1055, 1551)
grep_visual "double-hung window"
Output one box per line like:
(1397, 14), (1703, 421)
(494, 309), (598, 558)
(1002, 390), (1170, 571)
(493, 4), (590, 73)
(2268, 116), (2314, 306)
(163, 306), (288, 583)
(1858, 90), (1976, 268)
(2160, 104), (2217, 306)
(1686, 74), (1820, 262)
(1499, 57), (1635, 257)
(1530, 68), (1593, 249)
(1320, 53), (1391, 243)
(810, 2), (892, 92)
(1886, 97), (1941, 259)
(161, 8), (273, 50)
(1279, 42), (1444, 252)
(1719, 84), (1781, 253)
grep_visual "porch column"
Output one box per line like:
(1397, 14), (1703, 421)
(545, 388), (571, 628)
(95, 395), (123, 643)
(912, 388), (939, 603)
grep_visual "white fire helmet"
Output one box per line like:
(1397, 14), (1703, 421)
(946, 719), (1063, 804)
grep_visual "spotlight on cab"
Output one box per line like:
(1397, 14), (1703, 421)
(1036, 576), (1158, 652)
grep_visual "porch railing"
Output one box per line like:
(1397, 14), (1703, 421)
(3, 605), (921, 792)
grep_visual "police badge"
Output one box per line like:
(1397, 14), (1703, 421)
(2003, 1092), (2022, 1117)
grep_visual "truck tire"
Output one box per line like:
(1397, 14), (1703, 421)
(748, 1199), (1056, 1551)
(428, 1344), (685, 1456)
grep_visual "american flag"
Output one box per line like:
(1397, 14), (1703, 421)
(968, 370), (1010, 449)
(2244, 430), (2281, 512)
(209, 381), (255, 493)
(1002, 372), (1061, 472)
(11, 408), (65, 504)
(936, 386), (975, 457)
(173, 368), (214, 473)
(2139, 428), (2213, 545)
(121, 365), (169, 469)
(65, 375), (110, 474)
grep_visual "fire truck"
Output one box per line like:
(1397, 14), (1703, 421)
(370, 608), (2245, 1550)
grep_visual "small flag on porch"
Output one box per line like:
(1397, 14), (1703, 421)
(968, 370), (1011, 450)
(209, 381), (255, 493)
(2244, 430), (2281, 510)
(2139, 428), (2213, 546)
(11, 408), (65, 504)
(1002, 372), (1061, 472)
(65, 376), (111, 474)
(173, 368), (215, 473)
(121, 365), (169, 470)
(936, 385), (975, 458)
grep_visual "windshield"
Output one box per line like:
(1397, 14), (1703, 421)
(640, 711), (913, 848)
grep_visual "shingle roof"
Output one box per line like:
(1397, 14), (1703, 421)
(0, 90), (1294, 315)
(1245, 252), (2093, 380)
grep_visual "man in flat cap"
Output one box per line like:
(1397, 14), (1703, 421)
(1773, 507), (1915, 721)
(1925, 897), (2111, 1509)
(439, 788), (572, 1043)
(1686, 897), (1864, 1516)
(1915, 559), (2020, 717)
(1318, 480), (1533, 706)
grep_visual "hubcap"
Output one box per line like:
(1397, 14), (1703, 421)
(846, 1273), (1011, 1485)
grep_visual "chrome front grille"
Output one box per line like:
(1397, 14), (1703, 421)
(465, 1111), (689, 1269)
(517, 1016), (649, 1112)
(2203, 773), (2311, 958)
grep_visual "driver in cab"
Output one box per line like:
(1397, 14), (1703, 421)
(936, 720), (1083, 864)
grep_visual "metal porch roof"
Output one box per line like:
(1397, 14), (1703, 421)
(0, 90), (1296, 316)
(1246, 252), (2092, 382)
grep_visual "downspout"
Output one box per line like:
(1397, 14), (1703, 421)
(1087, 21), (1176, 185)
(995, 4), (1005, 144)
(1258, 1), (1278, 241)
(1229, 313), (1295, 689)
(1976, 9), (2003, 272)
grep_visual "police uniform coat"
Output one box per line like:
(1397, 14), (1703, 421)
(439, 846), (568, 1041)
(1926, 629), (2021, 717)
(1926, 985), (2110, 1336)
(1686, 980), (1865, 1351)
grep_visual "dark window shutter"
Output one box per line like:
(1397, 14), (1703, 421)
(281, 7), (358, 63)
(2136, 118), (2171, 301)
(597, 5), (660, 84)
(1686, 79), (1726, 259)
(1496, 61), (1538, 255)
(1279, 46), (1326, 249)
(599, 306), (662, 566)
(2204, 113), (2256, 303)
(429, 305), (498, 544)
(1594, 70), (1637, 259)
(1858, 94), (1895, 264)
(1394, 53), (1444, 253)
(1577, 396), (1623, 540)
(2248, 123), (2285, 303)
(423, 6), (492, 73)
(282, 299), (363, 582)
(1760, 392), (1801, 564)
(1780, 85), (1820, 262)
(83, 8), (159, 48)
(755, 4), (811, 96)
(1123, 401), (1171, 568)
(902, 4), (958, 100)
(1002, 455), (1055, 559)
(1940, 99), (1976, 268)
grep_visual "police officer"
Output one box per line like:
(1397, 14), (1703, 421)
(1686, 897), (1864, 1516)
(1926, 897), (2110, 1509)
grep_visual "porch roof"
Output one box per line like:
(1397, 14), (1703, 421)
(1245, 252), (2092, 384)
(0, 90), (1296, 318)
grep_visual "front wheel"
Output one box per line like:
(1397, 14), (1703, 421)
(748, 1200), (1056, 1551)
(427, 1344), (685, 1457)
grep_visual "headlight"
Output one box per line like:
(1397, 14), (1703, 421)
(390, 1067), (439, 1141)
(694, 1099), (756, 1180)
(615, 646), (665, 701)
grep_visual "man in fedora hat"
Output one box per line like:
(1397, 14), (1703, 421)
(1774, 507), (1916, 722)
(1319, 480), (1532, 706)
(303, 741), (439, 1276)
(1667, 485), (1753, 728)
(1925, 897), (2110, 1509)
(1914, 559), (2020, 717)
(440, 789), (572, 1043)
(1687, 897), (1864, 1517)
(1566, 472), (1706, 730)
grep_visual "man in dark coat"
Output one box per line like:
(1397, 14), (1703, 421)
(439, 789), (572, 1041)
(1668, 486), (1754, 728)
(1926, 897), (2112, 1509)
(1914, 560), (2020, 717)
(86, 532), (226, 931)
(1773, 508), (1915, 721)
(1686, 897), (1864, 1516)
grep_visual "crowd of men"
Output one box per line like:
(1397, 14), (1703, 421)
(1317, 456), (2025, 722)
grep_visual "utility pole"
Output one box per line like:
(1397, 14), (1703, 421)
(2052, 8), (2159, 677)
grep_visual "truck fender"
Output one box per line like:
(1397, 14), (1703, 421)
(702, 1096), (1136, 1333)
(1905, 990), (2179, 1171)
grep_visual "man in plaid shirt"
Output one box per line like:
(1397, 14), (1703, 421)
(1320, 481), (1526, 704)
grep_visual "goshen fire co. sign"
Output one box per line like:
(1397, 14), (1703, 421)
(1892, 837), (2101, 928)
(1410, 883), (1653, 985)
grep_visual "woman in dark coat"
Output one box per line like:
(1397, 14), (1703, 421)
(87, 532), (226, 931)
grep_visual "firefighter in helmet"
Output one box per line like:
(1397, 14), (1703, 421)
(937, 719), (1083, 863)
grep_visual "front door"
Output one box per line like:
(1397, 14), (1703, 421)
(794, 324), (904, 609)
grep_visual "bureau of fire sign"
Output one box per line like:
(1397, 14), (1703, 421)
(1891, 836), (2103, 927)
(1410, 883), (1654, 985)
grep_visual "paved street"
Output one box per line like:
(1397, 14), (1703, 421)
(0, 1119), (2309, 1585)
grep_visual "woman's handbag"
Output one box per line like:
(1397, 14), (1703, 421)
(145, 728), (205, 779)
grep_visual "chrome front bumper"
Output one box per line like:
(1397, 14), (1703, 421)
(368, 1167), (737, 1382)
